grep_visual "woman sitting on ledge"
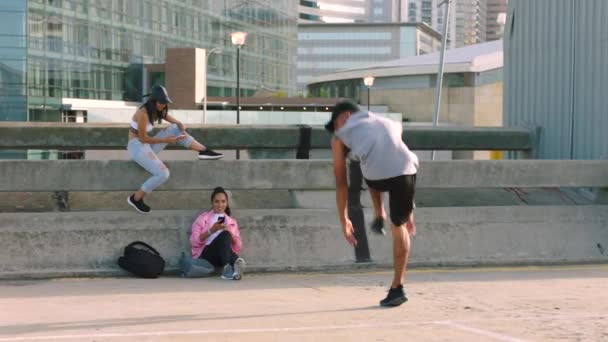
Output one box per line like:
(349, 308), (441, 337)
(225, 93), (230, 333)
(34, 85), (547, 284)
(126, 84), (223, 214)
(189, 187), (245, 280)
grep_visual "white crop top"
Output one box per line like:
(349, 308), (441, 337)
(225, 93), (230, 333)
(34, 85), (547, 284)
(130, 120), (153, 133)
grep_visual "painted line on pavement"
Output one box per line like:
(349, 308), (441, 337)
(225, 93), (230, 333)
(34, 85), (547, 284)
(0, 321), (432, 341)
(439, 320), (527, 342)
(0, 316), (555, 342)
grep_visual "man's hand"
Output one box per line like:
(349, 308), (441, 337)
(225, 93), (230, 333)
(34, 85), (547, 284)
(342, 219), (358, 246)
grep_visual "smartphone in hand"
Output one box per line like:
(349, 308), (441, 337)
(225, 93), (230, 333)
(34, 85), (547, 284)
(217, 216), (225, 224)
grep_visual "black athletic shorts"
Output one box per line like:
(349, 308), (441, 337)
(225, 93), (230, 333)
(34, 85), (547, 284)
(364, 174), (416, 226)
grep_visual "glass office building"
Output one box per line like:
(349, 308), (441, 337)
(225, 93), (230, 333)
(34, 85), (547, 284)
(0, 0), (297, 122)
(297, 22), (440, 93)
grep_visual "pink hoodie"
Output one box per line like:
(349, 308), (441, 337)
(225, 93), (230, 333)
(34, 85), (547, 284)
(190, 210), (242, 259)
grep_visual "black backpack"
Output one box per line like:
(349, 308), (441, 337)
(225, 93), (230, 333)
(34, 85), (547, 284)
(117, 241), (166, 278)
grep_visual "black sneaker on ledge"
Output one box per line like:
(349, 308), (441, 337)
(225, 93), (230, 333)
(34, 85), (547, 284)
(198, 149), (224, 160)
(380, 285), (407, 307)
(370, 217), (386, 235)
(127, 195), (150, 214)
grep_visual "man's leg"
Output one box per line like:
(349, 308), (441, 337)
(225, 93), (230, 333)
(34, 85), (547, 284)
(368, 187), (386, 220)
(390, 175), (415, 286)
(379, 174), (415, 306)
(367, 186), (387, 235)
(405, 212), (416, 237)
(391, 223), (410, 288)
(378, 221), (410, 307)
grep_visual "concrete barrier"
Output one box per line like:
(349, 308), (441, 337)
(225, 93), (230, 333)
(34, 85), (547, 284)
(2, 187), (600, 213)
(0, 159), (606, 279)
(1, 206), (607, 279)
(368, 206), (608, 266)
(1, 160), (607, 192)
(1, 124), (605, 279)
(0, 122), (534, 151)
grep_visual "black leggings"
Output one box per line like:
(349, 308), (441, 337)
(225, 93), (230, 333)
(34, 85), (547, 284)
(199, 230), (239, 267)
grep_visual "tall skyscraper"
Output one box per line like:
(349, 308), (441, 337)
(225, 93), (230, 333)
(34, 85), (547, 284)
(297, 22), (440, 92)
(486, 0), (508, 41)
(455, 0), (487, 46)
(403, 0), (487, 48)
(368, 0), (404, 23)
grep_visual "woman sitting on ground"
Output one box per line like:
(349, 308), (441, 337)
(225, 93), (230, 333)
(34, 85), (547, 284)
(189, 187), (245, 280)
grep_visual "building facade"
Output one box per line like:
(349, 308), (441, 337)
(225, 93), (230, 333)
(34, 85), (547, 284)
(455, 0), (487, 46)
(0, 0), (297, 122)
(403, 0), (487, 48)
(297, 22), (440, 93)
(485, 0), (507, 41)
(307, 40), (503, 124)
(368, 0), (403, 23)
(298, 0), (368, 23)
(504, 0), (608, 160)
(307, 40), (503, 160)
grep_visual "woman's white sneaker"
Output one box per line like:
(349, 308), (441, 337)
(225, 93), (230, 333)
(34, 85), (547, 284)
(232, 258), (245, 280)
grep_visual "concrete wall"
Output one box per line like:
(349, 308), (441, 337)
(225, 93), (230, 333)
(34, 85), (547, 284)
(370, 83), (503, 160)
(4, 160), (608, 192)
(372, 87), (454, 123)
(0, 123), (532, 152)
(1, 206), (607, 279)
(0, 158), (606, 279)
(474, 83), (504, 159)
(371, 83), (502, 126)
(474, 83), (503, 127)
(368, 206), (608, 266)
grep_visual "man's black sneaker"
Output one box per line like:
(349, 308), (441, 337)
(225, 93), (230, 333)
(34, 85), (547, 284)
(198, 149), (224, 160)
(370, 217), (386, 235)
(380, 285), (407, 307)
(127, 195), (150, 213)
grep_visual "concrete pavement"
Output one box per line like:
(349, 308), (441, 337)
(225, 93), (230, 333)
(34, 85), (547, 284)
(0, 265), (607, 341)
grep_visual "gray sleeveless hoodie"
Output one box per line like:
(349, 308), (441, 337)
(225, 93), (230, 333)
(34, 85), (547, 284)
(335, 111), (418, 180)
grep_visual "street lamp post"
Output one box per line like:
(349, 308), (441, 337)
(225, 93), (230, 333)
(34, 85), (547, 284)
(431, 0), (452, 161)
(231, 31), (247, 160)
(363, 76), (375, 111)
(203, 47), (223, 124)
(231, 31), (247, 124)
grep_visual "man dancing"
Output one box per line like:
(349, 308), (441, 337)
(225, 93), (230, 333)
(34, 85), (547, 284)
(325, 100), (418, 307)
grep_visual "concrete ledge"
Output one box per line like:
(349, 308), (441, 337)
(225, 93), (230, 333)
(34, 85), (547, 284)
(368, 205), (608, 266)
(0, 122), (533, 151)
(1, 160), (607, 192)
(1, 206), (607, 279)
(1, 187), (599, 213)
(0, 160), (335, 191)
